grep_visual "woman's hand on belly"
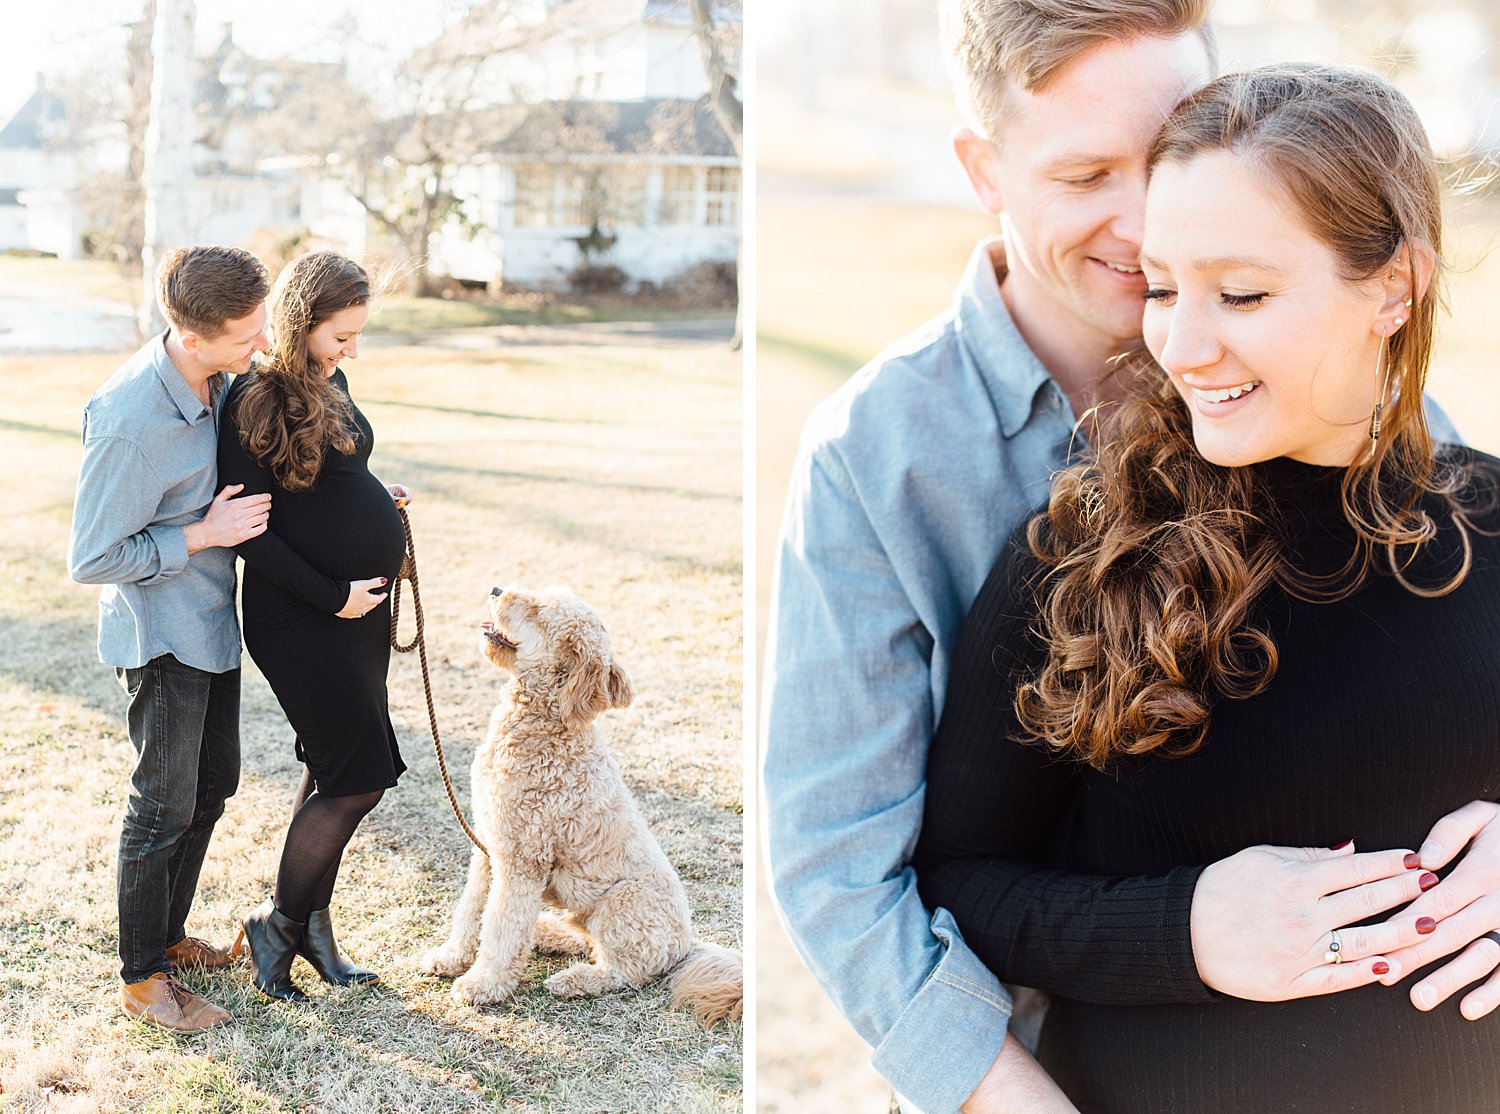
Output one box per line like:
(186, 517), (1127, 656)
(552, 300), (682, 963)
(337, 577), (389, 619)
(1377, 800), (1500, 1017)
(386, 483), (412, 509)
(1191, 841), (1434, 1001)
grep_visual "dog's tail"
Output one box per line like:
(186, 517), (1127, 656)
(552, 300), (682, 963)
(665, 940), (742, 1025)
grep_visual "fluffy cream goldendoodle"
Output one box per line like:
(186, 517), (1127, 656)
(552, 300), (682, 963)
(419, 585), (741, 1024)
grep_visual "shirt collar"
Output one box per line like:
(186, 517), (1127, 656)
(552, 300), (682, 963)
(151, 329), (220, 425)
(954, 237), (1058, 439)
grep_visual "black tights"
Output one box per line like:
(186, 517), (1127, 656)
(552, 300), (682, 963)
(273, 767), (383, 923)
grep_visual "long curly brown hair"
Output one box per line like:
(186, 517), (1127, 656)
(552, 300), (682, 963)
(233, 251), (369, 491)
(1014, 64), (1481, 770)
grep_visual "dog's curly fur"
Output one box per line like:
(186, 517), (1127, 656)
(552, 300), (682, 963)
(419, 585), (742, 1025)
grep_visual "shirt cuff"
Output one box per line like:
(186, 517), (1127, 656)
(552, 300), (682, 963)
(145, 524), (189, 580)
(871, 908), (1012, 1114)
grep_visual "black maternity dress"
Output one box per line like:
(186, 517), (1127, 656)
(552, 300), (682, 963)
(218, 368), (407, 797)
(915, 449), (1500, 1113)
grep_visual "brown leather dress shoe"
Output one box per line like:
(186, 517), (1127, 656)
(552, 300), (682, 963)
(166, 936), (235, 971)
(120, 972), (231, 1033)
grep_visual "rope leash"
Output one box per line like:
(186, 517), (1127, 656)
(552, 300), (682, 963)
(390, 506), (489, 858)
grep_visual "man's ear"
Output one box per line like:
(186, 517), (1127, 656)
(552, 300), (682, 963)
(178, 328), (202, 357)
(953, 128), (1005, 216)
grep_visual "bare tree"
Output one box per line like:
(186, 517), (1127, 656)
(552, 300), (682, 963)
(288, 1), (638, 296)
(138, 0), (195, 337)
(689, 0), (742, 348)
(49, 8), (153, 315)
(689, 0), (741, 157)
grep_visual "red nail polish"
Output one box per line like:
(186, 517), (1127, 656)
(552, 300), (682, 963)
(1329, 839), (1353, 851)
(1373, 961), (1390, 976)
(1419, 872), (1440, 892)
(1417, 917), (1436, 935)
(1404, 853), (1422, 870)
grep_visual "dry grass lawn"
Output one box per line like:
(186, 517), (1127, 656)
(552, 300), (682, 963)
(0, 326), (742, 1112)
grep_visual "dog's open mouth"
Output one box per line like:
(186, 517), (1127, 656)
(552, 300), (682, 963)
(481, 621), (518, 651)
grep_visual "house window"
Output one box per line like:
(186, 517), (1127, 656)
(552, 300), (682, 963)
(659, 166), (698, 225)
(557, 169), (592, 227)
(600, 167), (647, 227)
(704, 167), (739, 226)
(513, 165), (554, 228)
(512, 166), (648, 230)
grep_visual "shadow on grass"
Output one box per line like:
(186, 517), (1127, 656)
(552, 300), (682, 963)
(0, 417), (81, 441)
(376, 454), (737, 505)
(181, 972), (569, 1109)
(360, 396), (590, 426)
(0, 613), (122, 719)
(758, 330), (867, 378)
(353, 469), (741, 583)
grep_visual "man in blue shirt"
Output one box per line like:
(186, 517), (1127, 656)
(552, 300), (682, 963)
(70, 245), (272, 1032)
(762, 4), (1220, 1110)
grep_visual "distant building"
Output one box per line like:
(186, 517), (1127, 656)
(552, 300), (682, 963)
(0, 76), (76, 257)
(425, 97), (738, 289)
(0, 3), (740, 289)
(306, 0), (742, 290)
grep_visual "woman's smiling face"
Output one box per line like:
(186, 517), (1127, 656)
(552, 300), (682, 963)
(1140, 149), (1392, 468)
(307, 302), (370, 376)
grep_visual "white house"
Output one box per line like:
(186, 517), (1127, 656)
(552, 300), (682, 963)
(306, 0), (742, 291)
(425, 97), (738, 289)
(0, 77), (77, 257)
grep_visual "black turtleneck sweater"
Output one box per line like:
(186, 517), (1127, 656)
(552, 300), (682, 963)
(915, 448), (1500, 1114)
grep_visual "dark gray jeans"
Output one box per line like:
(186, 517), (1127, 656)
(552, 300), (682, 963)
(115, 654), (240, 984)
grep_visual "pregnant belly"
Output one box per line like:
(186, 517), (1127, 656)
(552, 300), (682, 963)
(275, 474), (407, 582)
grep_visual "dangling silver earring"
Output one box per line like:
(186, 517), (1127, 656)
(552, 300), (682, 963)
(1370, 327), (1397, 441)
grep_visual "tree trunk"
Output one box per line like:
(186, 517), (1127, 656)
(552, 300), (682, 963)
(406, 171), (439, 297)
(688, 0), (742, 157)
(687, 0), (742, 348)
(138, 0), (196, 339)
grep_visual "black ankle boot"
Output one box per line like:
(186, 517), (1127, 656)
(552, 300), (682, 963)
(298, 907), (380, 986)
(238, 898), (309, 1002)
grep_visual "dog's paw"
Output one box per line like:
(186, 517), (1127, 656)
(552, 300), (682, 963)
(533, 916), (591, 957)
(453, 970), (515, 1006)
(545, 961), (623, 999)
(420, 945), (471, 978)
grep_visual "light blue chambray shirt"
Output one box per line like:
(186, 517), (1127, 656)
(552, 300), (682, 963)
(68, 332), (241, 674)
(761, 238), (1462, 1114)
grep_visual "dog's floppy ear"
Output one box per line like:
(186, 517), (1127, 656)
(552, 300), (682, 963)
(556, 650), (610, 725)
(606, 658), (633, 709)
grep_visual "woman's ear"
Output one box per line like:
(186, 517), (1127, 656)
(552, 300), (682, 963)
(1379, 240), (1436, 330)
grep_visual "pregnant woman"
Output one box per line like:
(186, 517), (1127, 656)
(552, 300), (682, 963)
(218, 251), (411, 1001)
(916, 65), (1500, 1111)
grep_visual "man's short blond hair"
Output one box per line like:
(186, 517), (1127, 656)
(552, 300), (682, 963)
(939, 0), (1215, 142)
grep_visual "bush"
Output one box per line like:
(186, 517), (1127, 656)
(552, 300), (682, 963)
(566, 263), (628, 295)
(663, 260), (737, 309)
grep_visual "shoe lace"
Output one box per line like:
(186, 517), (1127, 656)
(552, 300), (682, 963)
(161, 973), (192, 1012)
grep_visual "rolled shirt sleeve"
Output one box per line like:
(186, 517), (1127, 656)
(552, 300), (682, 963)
(69, 432), (189, 586)
(763, 439), (1011, 1114)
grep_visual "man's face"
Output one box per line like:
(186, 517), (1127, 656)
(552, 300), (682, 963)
(188, 304), (269, 375)
(988, 34), (1214, 352)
